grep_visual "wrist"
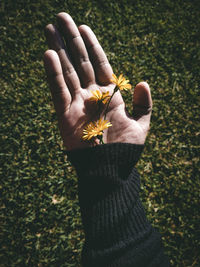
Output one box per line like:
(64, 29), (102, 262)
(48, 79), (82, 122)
(66, 143), (144, 174)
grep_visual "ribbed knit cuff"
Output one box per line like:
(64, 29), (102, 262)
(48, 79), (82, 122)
(66, 143), (169, 267)
(67, 143), (144, 172)
(67, 143), (144, 205)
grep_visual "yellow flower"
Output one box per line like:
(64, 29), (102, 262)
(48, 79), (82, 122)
(89, 90), (110, 104)
(83, 119), (112, 141)
(110, 73), (132, 91)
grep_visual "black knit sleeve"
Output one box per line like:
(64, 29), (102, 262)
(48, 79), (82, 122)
(67, 143), (170, 267)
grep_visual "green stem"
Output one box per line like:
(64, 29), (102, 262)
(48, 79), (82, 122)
(101, 136), (104, 144)
(104, 87), (117, 120)
(98, 135), (104, 144)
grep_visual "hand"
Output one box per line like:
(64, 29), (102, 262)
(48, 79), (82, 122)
(44, 13), (152, 150)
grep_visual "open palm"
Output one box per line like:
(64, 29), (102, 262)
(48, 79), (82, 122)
(44, 13), (152, 151)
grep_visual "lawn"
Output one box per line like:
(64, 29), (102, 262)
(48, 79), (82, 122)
(0, 0), (199, 266)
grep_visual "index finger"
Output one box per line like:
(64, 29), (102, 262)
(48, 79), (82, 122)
(79, 25), (113, 86)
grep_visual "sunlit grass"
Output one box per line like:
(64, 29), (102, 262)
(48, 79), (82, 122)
(0, 0), (199, 266)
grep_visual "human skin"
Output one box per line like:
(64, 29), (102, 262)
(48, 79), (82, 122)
(43, 12), (152, 151)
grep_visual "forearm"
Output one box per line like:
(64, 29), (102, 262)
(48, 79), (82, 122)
(67, 143), (170, 267)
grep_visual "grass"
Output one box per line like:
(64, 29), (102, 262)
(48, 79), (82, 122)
(0, 0), (199, 266)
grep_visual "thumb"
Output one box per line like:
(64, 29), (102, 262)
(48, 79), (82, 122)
(132, 82), (152, 129)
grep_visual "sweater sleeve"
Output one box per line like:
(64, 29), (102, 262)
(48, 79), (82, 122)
(66, 143), (170, 267)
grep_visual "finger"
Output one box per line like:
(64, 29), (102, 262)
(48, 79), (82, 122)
(57, 13), (95, 88)
(79, 25), (113, 85)
(132, 82), (152, 131)
(45, 24), (81, 96)
(43, 49), (71, 116)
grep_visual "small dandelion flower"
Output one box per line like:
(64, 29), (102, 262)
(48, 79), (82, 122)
(82, 119), (112, 141)
(110, 73), (132, 91)
(89, 90), (110, 104)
